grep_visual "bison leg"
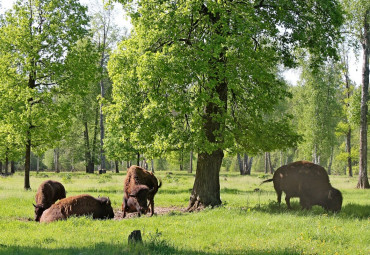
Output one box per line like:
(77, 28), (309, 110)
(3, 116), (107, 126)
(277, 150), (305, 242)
(149, 199), (154, 216)
(285, 196), (292, 209)
(299, 198), (312, 210)
(122, 197), (128, 218)
(276, 190), (282, 205)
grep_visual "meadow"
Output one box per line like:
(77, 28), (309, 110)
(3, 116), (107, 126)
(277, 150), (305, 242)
(0, 170), (369, 255)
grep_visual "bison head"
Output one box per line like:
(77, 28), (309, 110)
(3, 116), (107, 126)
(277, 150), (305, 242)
(325, 187), (343, 213)
(33, 204), (46, 222)
(128, 185), (151, 216)
(98, 197), (114, 219)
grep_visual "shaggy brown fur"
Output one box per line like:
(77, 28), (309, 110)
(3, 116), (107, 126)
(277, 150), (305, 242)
(39, 194), (114, 223)
(122, 165), (162, 217)
(34, 180), (66, 221)
(261, 161), (342, 212)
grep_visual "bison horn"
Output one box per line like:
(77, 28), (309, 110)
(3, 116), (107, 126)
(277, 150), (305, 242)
(33, 203), (37, 208)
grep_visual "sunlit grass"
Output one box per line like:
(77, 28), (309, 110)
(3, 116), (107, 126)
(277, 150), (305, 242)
(0, 170), (369, 254)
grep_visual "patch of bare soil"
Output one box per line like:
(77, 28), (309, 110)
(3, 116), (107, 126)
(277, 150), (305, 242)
(114, 206), (188, 220)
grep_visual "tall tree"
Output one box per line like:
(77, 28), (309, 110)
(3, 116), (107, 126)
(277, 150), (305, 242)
(342, 0), (370, 188)
(110, 0), (343, 209)
(0, 0), (88, 189)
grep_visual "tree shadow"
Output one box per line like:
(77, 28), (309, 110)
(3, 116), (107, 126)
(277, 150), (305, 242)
(0, 242), (302, 255)
(253, 201), (370, 219)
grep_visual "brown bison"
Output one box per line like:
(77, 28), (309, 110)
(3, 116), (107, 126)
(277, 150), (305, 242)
(34, 180), (66, 221)
(122, 165), (162, 217)
(261, 161), (342, 212)
(39, 194), (114, 223)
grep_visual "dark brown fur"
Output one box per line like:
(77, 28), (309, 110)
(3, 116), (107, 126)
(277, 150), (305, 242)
(122, 165), (162, 217)
(261, 161), (342, 212)
(39, 194), (114, 223)
(34, 180), (66, 221)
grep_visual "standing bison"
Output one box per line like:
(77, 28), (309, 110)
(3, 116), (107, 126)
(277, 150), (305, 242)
(34, 180), (66, 221)
(122, 165), (162, 217)
(261, 161), (342, 212)
(39, 194), (114, 223)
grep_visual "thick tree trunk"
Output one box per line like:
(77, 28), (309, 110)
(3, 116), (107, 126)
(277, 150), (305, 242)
(24, 136), (31, 190)
(358, 10), (370, 189)
(188, 150), (223, 211)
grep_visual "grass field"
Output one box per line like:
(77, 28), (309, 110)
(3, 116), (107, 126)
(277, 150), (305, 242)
(0, 170), (369, 255)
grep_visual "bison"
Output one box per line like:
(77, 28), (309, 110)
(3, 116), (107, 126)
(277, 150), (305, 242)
(34, 180), (66, 221)
(261, 161), (342, 212)
(39, 194), (114, 223)
(122, 165), (162, 217)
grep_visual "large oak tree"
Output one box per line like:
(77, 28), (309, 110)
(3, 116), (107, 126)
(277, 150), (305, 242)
(108, 0), (343, 209)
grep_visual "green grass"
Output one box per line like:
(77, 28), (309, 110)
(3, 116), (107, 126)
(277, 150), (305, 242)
(0, 171), (369, 254)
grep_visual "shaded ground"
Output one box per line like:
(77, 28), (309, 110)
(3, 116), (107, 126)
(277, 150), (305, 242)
(114, 206), (188, 220)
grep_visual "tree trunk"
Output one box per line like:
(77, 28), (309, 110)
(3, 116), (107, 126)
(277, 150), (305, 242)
(11, 161), (15, 174)
(246, 157), (253, 175)
(0, 162), (3, 174)
(187, 5), (227, 210)
(343, 53), (353, 177)
(328, 147), (334, 175)
(115, 160), (119, 173)
(264, 152), (268, 174)
(24, 136), (31, 190)
(237, 153), (244, 175)
(84, 120), (94, 173)
(5, 150), (9, 175)
(188, 150), (223, 211)
(189, 151), (193, 173)
(54, 148), (60, 173)
(137, 152), (140, 166)
(267, 152), (274, 174)
(36, 155), (40, 174)
(358, 9), (370, 189)
(151, 159), (154, 173)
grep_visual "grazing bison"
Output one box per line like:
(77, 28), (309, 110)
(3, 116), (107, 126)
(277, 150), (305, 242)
(122, 165), (162, 217)
(261, 161), (342, 212)
(39, 194), (114, 223)
(34, 180), (66, 221)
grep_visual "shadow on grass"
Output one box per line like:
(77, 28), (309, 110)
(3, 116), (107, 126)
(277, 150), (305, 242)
(253, 201), (370, 219)
(0, 242), (302, 255)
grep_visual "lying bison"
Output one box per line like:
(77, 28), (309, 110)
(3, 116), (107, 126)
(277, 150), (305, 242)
(122, 165), (162, 217)
(39, 194), (114, 223)
(34, 180), (66, 221)
(261, 161), (342, 212)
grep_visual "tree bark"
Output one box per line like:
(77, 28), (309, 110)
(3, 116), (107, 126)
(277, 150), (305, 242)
(343, 53), (353, 177)
(0, 162), (3, 174)
(237, 153), (244, 175)
(358, 9), (370, 189)
(84, 120), (94, 173)
(54, 148), (60, 173)
(151, 159), (154, 173)
(264, 152), (268, 174)
(36, 155), (40, 174)
(328, 147), (334, 175)
(115, 160), (119, 173)
(267, 152), (274, 174)
(5, 150), (9, 175)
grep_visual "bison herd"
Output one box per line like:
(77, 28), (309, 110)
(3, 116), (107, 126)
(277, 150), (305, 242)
(33, 161), (343, 223)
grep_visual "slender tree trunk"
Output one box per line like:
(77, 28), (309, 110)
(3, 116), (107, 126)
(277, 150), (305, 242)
(137, 152), (140, 166)
(5, 150), (9, 175)
(189, 151), (193, 173)
(343, 53), (353, 177)
(346, 129), (353, 177)
(151, 159), (154, 173)
(11, 161), (15, 174)
(91, 105), (100, 173)
(36, 155), (40, 174)
(328, 147), (334, 175)
(54, 148), (60, 173)
(24, 136), (31, 190)
(264, 152), (268, 174)
(237, 153), (244, 175)
(84, 120), (94, 173)
(115, 160), (119, 173)
(267, 152), (274, 174)
(358, 9), (370, 189)
(246, 157), (253, 175)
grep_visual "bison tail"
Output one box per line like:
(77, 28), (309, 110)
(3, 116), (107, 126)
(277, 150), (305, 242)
(260, 179), (273, 185)
(158, 178), (162, 189)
